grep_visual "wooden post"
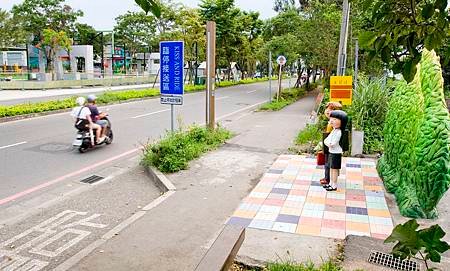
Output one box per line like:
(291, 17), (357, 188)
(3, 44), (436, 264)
(206, 21), (216, 130)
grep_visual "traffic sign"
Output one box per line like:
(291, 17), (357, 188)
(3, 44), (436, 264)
(160, 41), (184, 105)
(276, 55), (286, 66)
(330, 76), (352, 105)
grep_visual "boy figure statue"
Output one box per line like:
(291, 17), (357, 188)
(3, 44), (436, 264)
(320, 102), (343, 186)
(323, 110), (348, 191)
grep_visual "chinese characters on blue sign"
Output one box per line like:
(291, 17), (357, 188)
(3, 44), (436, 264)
(160, 41), (184, 105)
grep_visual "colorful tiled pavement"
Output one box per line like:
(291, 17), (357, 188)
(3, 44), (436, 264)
(227, 155), (394, 240)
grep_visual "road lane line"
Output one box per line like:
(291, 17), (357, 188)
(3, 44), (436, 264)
(0, 147), (141, 206)
(217, 100), (267, 121)
(131, 109), (170, 119)
(0, 141), (27, 150)
(246, 90), (257, 94)
(215, 96), (230, 101)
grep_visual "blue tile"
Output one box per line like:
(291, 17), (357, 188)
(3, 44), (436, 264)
(276, 214), (300, 224)
(268, 169), (284, 174)
(347, 164), (361, 168)
(227, 217), (252, 227)
(271, 188), (291, 195)
(346, 207), (368, 215)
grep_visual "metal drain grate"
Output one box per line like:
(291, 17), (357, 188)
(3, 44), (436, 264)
(80, 175), (104, 184)
(368, 251), (420, 271)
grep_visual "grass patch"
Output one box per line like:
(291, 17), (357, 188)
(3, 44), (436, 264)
(0, 88), (160, 118)
(259, 87), (307, 111)
(142, 125), (232, 173)
(0, 77), (274, 119)
(266, 260), (342, 271)
(296, 123), (322, 146)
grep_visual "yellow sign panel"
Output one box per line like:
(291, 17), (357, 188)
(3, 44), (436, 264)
(330, 76), (353, 105)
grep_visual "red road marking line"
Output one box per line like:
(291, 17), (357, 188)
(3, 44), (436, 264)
(0, 147), (141, 206)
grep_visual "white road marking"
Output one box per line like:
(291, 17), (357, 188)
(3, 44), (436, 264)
(0, 210), (108, 271)
(215, 96), (230, 101)
(0, 141), (27, 150)
(131, 109), (170, 119)
(246, 90), (257, 94)
(217, 100), (267, 121)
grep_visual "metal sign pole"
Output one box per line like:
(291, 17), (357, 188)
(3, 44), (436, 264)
(206, 21), (216, 130)
(171, 104), (174, 132)
(269, 51), (272, 103)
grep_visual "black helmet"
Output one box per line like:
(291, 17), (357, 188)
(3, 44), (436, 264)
(330, 110), (348, 131)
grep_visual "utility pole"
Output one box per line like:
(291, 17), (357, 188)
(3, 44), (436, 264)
(206, 21), (216, 130)
(336, 0), (350, 76)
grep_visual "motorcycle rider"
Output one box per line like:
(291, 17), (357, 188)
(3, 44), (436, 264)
(86, 94), (107, 143)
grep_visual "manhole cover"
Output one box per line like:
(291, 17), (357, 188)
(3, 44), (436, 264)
(25, 142), (73, 154)
(368, 251), (420, 271)
(80, 175), (104, 184)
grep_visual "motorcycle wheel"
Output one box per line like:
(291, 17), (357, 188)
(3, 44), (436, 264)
(105, 130), (113, 145)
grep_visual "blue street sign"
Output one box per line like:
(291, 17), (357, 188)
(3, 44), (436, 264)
(160, 41), (184, 105)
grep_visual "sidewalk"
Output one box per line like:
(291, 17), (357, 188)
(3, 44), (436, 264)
(69, 93), (318, 270)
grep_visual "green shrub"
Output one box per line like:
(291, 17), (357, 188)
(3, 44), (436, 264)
(349, 76), (391, 154)
(142, 126), (232, 173)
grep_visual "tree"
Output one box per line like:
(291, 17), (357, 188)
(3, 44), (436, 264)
(358, 0), (450, 82)
(12, 0), (83, 43)
(40, 29), (72, 79)
(0, 9), (26, 48)
(199, 0), (242, 78)
(114, 11), (157, 71)
(274, 0), (297, 13)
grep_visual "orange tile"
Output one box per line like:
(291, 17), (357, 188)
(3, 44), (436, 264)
(346, 172), (363, 180)
(368, 209), (391, 218)
(253, 187), (272, 193)
(289, 190), (308, 196)
(364, 185), (384, 192)
(280, 207), (303, 216)
(296, 225), (321, 236)
(346, 222), (370, 232)
(306, 197), (326, 204)
(233, 209), (257, 219)
(243, 197), (266, 205)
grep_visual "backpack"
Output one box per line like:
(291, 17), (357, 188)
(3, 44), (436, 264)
(74, 107), (89, 130)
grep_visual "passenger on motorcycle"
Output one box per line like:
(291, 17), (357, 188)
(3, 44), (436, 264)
(71, 96), (104, 144)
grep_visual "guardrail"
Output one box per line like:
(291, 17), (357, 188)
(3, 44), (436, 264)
(0, 73), (157, 90)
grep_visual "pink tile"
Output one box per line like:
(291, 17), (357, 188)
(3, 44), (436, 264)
(322, 219), (346, 230)
(325, 198), (346, 206)
(298, 216), (322, 226)
(289, 190), (308, 196)
(264, 198), (285, 207)
(346, 194), (366, 201)
(371, 233), (389, 240)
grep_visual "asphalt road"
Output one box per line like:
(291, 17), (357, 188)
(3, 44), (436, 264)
(0, 81), (288, 211)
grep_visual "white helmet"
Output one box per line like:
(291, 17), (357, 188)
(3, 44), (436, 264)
(76, 97), (86, 106)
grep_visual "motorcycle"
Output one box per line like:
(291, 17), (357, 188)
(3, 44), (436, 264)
(73, 116), (114, 153)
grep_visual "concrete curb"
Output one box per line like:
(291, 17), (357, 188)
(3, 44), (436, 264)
(145, 166), (177, 192)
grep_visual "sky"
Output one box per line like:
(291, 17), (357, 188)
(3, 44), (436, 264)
(3, 0), (277, 30)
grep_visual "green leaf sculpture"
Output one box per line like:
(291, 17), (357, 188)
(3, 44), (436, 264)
(378, 49), (450, 218)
